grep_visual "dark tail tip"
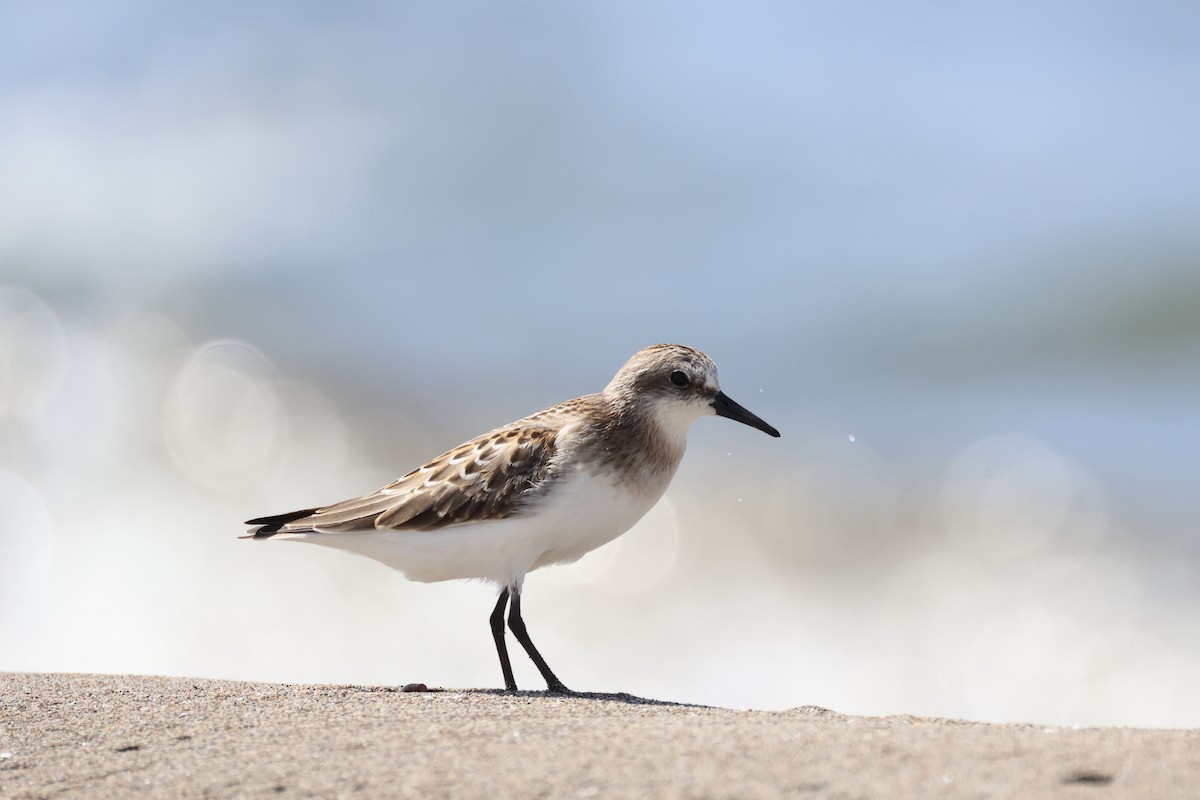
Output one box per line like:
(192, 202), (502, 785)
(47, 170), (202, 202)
(243, 508), (320, 538)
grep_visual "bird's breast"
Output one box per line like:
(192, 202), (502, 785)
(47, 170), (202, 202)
(523, 461), (674, 571)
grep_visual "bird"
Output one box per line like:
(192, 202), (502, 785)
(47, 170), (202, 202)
(244, 344), (780, 693)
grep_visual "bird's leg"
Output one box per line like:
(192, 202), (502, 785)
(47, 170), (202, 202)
(507, 589), (571, 694)
(490, 588), (517, 691)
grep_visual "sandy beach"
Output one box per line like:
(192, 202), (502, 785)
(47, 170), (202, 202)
(2, 673), (1196, 798)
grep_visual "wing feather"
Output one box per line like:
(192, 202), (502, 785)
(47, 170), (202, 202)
(272, 424), (561, 534)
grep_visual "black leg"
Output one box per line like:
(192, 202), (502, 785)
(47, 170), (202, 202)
(507, 589), (571, 694)
(490, 588), (517, 691)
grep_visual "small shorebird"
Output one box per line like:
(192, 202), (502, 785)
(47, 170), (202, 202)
(245, 344), (779, 693)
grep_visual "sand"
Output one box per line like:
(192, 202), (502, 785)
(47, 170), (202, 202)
(2, 673), (1196, 798)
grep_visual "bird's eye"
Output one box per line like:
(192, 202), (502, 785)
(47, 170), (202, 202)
(669, 370), (690, 388)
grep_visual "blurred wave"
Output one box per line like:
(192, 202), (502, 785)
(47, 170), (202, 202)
(1, 285), (1197, 726)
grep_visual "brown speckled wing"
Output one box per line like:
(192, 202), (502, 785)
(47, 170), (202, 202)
(283, 424), (562, 533)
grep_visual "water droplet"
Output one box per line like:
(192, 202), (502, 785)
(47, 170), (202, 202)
(848, 434), (856, 442)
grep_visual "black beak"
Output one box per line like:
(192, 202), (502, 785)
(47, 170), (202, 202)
(711, 391), (781, 438)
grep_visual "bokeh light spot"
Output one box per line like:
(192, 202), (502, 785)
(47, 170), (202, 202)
(163, 340), (288, 494)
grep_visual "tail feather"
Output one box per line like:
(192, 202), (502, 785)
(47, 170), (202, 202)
(242, 508), (321, 539)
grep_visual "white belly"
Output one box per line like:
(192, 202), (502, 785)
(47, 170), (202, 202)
(277, 467), (668, 587)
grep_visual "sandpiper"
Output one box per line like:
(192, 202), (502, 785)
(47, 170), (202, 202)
(244, 344), (780, 693)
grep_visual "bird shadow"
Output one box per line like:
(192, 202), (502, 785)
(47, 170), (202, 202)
(478, 688), (710, 707)
(347, 684), (709, 708)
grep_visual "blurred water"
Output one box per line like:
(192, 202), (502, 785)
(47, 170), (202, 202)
(2, 1), (1199, 727)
